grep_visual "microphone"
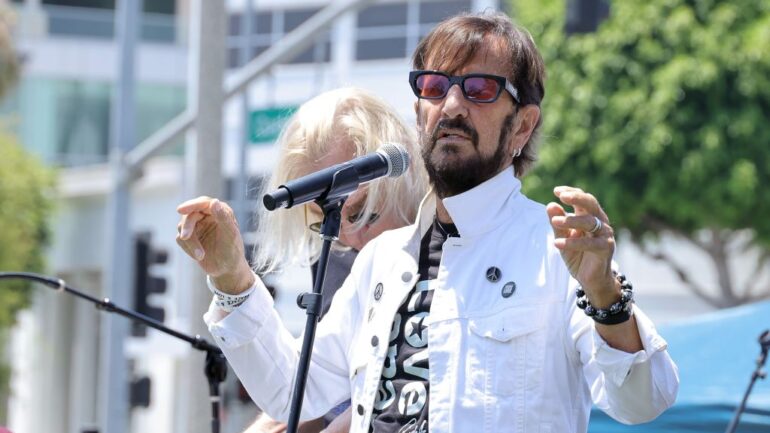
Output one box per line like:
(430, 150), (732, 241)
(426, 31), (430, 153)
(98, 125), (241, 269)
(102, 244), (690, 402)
(263, 143), (409, 210)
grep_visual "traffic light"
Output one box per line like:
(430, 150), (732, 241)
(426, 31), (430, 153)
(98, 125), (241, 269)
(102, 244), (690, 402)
(130, 376), (152, 409)
(132, 232), (168, 337)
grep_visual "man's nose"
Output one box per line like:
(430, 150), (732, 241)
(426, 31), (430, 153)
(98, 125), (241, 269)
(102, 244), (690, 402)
(441, 84), (469, 119)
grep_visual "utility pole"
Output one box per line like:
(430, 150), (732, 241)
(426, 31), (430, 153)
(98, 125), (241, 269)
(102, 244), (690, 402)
(99, 1), (142, 433)
(236, 0), (255, 230)
(175, 1), (226, 432)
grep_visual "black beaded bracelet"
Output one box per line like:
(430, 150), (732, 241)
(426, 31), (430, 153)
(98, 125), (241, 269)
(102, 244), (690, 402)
(576, 273), (634, 325)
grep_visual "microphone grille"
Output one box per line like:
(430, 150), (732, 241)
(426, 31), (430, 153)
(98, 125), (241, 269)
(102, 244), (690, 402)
(378, 143), (410, 178)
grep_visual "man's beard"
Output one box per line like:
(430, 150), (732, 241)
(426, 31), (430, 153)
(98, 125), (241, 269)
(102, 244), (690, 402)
(420, 113), (516, 198)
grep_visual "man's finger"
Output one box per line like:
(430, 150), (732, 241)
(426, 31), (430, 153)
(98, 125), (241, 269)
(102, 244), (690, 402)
(176, 234), (205, 261)
(553, 187), (608, 221)
(552, 213), (609, 235)
(546, 202), (570, 239)
(553, 235), (614, 252)
(177, 196), (214, 214)
(210, 199), (237, 224)
(179, 212), (206, 240)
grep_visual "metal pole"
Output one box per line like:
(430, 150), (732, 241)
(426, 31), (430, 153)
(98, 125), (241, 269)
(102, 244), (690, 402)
(236, 0), (255, 230)
(177, 1), (226, 432)
(99, 1), (142, 433)
(124, 0), (376, 171)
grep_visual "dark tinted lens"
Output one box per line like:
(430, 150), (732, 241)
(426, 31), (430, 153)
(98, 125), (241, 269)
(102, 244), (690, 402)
(463, 77), (501, 101)
(416, 74), (450, 98)
(309, 222), (322, 233)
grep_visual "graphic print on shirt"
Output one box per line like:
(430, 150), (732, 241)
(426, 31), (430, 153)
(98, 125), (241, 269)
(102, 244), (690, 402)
(370, 220), (450, 433)
(371, 280), (434, 432)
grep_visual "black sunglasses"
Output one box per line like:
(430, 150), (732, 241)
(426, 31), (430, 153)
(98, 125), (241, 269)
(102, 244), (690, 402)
(409, 70), (520, 104)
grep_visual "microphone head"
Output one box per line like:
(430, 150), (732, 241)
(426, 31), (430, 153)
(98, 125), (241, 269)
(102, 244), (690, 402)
(377, 143), (410, 178)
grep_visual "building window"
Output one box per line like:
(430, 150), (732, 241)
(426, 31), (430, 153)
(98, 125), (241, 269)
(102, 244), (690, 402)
(40, 0), (177, 42)
(355, 0), (473, 62)
(4, 78), (185, 166)
(356, 37), (407, 61)
(419, 0), (472, 24)
(358, 3), (408, 28)
(226, 7), (329, 69)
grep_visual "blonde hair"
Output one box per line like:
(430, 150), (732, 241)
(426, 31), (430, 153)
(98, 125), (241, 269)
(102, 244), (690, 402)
(253, 87), (428, 273)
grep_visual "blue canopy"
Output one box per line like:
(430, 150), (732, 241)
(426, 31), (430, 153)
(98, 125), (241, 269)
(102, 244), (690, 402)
(589, 300), (770, 432)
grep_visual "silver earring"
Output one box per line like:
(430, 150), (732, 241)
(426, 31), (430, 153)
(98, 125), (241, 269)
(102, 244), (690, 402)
(512, 148), (522, 158)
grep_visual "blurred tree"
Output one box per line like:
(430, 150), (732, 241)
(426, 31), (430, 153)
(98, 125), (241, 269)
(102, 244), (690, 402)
(514, 0), (770, 307)
(0, 1), (54, 327)
(0, 1), (17, 100)
(0, 1), (54, 421)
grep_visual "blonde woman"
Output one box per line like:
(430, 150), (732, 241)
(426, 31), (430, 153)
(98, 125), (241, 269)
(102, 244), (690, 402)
(176, 87), (428, 433)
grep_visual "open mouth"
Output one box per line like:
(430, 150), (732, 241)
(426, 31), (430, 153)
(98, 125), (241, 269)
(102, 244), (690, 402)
(437, 129), (471, 141)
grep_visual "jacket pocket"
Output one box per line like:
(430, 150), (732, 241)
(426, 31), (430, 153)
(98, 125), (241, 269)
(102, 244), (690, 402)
(467, 304), (546, 397)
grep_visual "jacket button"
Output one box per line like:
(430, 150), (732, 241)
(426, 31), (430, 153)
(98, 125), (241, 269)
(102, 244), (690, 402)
(401, 272), (412, 282)
(371, 335), (379, 347)
(357, 404), (364, 415)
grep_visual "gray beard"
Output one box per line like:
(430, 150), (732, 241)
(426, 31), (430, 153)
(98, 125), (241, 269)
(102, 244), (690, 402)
(420, 113), (516, 198)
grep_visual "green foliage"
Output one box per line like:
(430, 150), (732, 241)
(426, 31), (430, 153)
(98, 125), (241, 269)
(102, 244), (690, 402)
(513, 0), (770, 305)
(0, 133), (54, 327)
(0, 2), (18, 100)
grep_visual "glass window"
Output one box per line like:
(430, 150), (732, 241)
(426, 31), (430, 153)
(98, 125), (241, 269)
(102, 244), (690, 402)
(5, 78), (185, 166)
(54, 80), (111, 165)
(251, 45), (269, 59)
(358, 3), (408, 28)
(143, 0), (174, 15)
(142, 13), (176, 42)
(252, 12), (273, 35)
(229, 14), (242, 37)
(225, 8), (333, 68)
(289, 39), (331, 64)
(44, 1), (176, 42)
(41, 0), (174, 13)
(43, 0), (114, 9)
(284, 8), (319, 33)
(47, 7), (114, 39)
(419, 0), (472, 24)
(356, 37), (407, 60)
(228, 47), (242, 69)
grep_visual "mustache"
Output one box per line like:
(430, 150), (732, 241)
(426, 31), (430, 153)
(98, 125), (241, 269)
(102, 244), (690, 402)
(430, 118), (479, 148)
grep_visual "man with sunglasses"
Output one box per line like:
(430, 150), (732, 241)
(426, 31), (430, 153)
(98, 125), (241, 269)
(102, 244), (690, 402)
(204, 11), (678, 433)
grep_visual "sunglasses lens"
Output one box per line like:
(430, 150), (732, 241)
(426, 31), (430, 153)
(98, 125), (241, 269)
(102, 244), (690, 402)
(309, 222), (322, 233)
(415, 74), (450, 99)
(464, 77), (500, 101)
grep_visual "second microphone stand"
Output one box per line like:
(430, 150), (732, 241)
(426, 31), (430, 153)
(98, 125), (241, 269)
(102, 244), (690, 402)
(0, 272), (228, 433)
(725, 329), (770, 433)
(285, 196), (345, 433)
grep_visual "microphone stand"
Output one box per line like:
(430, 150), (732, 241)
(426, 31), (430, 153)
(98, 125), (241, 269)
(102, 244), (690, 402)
(285, 196), (344, 433)
(725, 329), (770, 433)
(0, 272), (228, 433)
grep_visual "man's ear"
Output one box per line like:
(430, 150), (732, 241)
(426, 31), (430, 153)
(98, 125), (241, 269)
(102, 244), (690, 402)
(512, 105), (540, 149)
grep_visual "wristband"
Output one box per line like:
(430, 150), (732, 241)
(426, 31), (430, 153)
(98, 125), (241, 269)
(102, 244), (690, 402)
(576, 273), (634, 325)
(207, 275), (256, 312)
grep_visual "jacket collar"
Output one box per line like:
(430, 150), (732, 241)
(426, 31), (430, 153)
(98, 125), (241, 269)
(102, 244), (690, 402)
(403, 167), (522, 254)
(442, 167), (521, 238)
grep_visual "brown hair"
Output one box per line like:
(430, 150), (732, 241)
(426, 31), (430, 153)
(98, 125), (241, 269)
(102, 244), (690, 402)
(412, 11), (546, 176)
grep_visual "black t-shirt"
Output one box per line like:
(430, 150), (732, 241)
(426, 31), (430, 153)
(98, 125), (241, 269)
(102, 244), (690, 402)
(311, 248), (359, 318)
(369, 219), (456, 433)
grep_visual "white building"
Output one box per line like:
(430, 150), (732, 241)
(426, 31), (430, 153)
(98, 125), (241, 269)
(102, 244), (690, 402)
(2, 1), (728, 433)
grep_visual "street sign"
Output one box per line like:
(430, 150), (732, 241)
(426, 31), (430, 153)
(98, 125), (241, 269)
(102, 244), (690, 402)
(249, 105), (298, 143)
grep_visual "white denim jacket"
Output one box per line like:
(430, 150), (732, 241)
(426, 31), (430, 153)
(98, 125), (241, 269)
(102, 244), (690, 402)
(205, 169), (679, 433)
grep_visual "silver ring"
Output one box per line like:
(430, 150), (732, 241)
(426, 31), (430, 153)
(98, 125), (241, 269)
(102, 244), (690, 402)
(588, 216), (603, 234)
